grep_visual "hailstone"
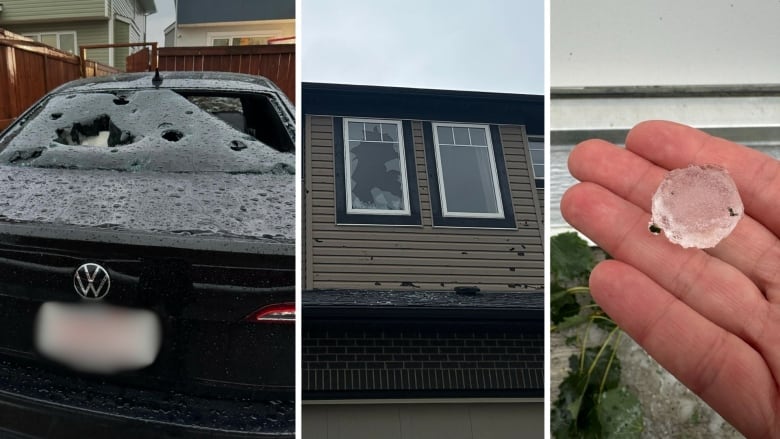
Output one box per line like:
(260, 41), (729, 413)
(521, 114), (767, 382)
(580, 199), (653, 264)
(650, 164), (743, 249)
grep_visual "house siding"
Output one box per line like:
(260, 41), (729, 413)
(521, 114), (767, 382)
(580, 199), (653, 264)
(112, 0), (147, 42)
(305, 115), (544, 292)
(7, 22), (110, 65)
(0, 0), (107, 23)
(176, 0), (294, 24)
(164, 27), (175, 47)
(537, 188), (544, 225)
(113, 20), (129, 70)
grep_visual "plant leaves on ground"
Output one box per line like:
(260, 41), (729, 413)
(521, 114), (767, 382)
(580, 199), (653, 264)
(552, 345), (641, 438)
(551, 232), (643, 438)
(551, 232), (596, 325)
(598, 387), (644, 437)
(551, 231), (595, 286)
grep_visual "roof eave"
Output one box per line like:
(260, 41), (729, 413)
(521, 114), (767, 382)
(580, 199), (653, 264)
(138, 0), (157, 14)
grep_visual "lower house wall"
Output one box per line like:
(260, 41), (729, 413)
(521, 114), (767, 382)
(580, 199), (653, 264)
(303, 401), (543, 439)
(173, 21), (295, 47)
(5, 21), (110, 65)
(303, 323), (543, 394)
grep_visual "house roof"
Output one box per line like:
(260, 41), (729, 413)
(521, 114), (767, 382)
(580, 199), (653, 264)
(303, 290), (543, 323)
(138, 0), (157, 14)
(303, 82), (544, 134)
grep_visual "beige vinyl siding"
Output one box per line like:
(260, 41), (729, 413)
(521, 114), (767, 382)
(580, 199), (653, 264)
(0, 0), (106, 23)
(537, 188), (544, 226)
(164, 28), (175, 47)
(305, 116), (544, 292)
(113, 20), (129, 70)
(8, 21), (110, 65)
(112, 0), (145, 42)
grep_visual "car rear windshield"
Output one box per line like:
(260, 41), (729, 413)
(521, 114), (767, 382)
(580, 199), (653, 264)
(0, 89), (294, 174)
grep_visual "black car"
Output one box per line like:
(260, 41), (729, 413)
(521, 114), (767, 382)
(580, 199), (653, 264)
(0, 72), (295, 438)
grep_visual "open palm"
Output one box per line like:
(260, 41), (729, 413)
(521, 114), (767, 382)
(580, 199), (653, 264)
(561, 120), (780, 439)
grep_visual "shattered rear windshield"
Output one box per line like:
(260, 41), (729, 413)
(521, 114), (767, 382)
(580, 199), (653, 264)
(0, 90), (294, 174)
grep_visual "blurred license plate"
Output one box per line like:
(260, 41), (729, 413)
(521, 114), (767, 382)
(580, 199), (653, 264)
(35, 302), (161, 374)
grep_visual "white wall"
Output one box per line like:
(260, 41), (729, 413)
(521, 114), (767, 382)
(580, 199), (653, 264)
(303, 401), (543, 439)
(552, 0), (780, 86)
(173, 21), (294, 47)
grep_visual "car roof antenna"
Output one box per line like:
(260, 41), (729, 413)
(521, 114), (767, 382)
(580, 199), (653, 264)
(152, 68), (163, 89)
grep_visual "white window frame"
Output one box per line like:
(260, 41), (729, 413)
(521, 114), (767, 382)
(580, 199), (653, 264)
(343, 118), (411, 216)
(22, 31), (78, 53)
(431, 122), (504, 219)
(207, 30), (281, 46)
(528, 135), (544, 181)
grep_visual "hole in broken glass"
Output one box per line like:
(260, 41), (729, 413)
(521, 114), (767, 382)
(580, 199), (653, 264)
(50, 113), (62, 120)
(162, 130), (183, 142)
(54, 114), (135, 147)
(349, 141), (404, 210)
(230, 140), (247, 151)
(113, 96), (129, 105)
(8, 148), (44, 163)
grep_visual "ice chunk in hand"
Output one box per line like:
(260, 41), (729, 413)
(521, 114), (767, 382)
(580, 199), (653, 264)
(650, 164), (743, 249)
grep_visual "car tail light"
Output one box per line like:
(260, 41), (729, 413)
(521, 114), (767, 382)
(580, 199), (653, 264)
(245, 303), (295, 323)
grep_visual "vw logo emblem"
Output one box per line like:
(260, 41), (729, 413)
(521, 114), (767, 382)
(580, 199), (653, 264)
(73, 263), (111, 300)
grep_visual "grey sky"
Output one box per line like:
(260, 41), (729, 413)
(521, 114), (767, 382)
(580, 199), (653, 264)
(302, 0), (543, 94)
(146, 0), (175, 45)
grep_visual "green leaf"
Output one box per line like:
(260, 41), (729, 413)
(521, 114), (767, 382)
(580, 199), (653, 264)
(593, 314), (618, 331)
(551, 232), (595, 285)
(566, 346), (621, 391)
(597, 387), (644, 438)
(556, 313), (591, 331)
(551, 285), (581, 325)
(552, 371), (588, 438)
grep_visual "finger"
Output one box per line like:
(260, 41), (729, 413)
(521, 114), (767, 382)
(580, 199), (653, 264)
(569, 140), (780, 297)
(589, 260), (779, 439)
(560, 182), (767, 348)
(568, 139), (662, 212)
(625, 120), (780, 236)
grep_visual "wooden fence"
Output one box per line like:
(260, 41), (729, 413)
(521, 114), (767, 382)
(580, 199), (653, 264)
(140, 44), (295, 101)
(126, 47), (151, 72)
(0, 30), (295, 131)
(0, 28), (119, 131)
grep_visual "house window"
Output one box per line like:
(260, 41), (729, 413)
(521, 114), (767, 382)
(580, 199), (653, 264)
(433, 123), (503, 217)
(23, 32), (77, 54)
(424, 123), (516, 229)
(208, 33), (280, 46)
(333, 118), (421, 225)
(528, 135), (544, 188)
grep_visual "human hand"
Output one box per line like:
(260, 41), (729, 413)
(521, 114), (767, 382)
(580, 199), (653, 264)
(561, 120), (780, 438)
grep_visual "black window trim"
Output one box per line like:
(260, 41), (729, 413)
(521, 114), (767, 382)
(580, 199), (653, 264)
(423, 122), (517, 229)
(333, 117), (422, 226)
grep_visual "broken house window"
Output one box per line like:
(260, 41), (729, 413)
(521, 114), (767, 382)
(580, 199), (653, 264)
(432, 123), (504, 218)
(343, 118), (411, 215)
